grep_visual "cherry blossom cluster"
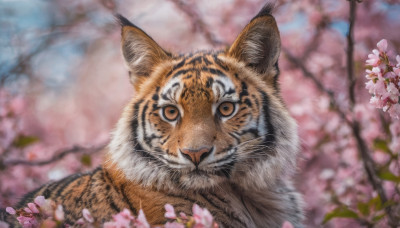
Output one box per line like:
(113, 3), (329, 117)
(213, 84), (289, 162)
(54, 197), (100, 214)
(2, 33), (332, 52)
(77, 208), (150, 228)
(5, 196), (64, 228)
(365, 39), (400, 119)
(163, 204), (218, 228)
(4, 196), (220, 228)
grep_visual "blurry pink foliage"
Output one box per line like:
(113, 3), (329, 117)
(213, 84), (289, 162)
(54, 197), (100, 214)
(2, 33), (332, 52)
(0, 0), (400, 227)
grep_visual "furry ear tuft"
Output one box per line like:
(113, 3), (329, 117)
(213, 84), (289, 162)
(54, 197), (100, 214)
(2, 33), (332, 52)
(227, 4), (280, 80)
(116, 14), (170, 87)
(115, 14), (135, 28)
(251, 3), (275, 21)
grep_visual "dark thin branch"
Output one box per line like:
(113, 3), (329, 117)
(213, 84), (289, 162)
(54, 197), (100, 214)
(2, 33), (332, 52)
(2, 143), (107, 168)
(0, 38), (53, 87)
(167, 0), (228, 47)
(347, 0), (357, 110)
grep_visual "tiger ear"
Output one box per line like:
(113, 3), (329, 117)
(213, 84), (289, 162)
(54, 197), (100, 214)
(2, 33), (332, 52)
(116, 14), (170, 87)
(227, 4), (280, 80)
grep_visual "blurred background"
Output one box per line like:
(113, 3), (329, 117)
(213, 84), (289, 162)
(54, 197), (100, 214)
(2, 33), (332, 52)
(0, 0), (400, 227)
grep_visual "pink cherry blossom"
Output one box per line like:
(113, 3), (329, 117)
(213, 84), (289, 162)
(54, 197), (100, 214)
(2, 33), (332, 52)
(27, 203), (39, 214)
(179, 212), (187, 220)
(388, 104), (400, 120)
(75, 218), (86, 225)
(33, 196), (45, 207)
(54, 205), (65, 221)
(374, 79), (387, 95)
(365, 80), (375, 93)
(16, 215), (38, 228)
(396, 55), (400, 67)
(108, 208), (134, 227)
(282, 221), (294, 228)
(370, 96), (384, 109)
(82, 208), (94, 223)
(5, 207), (16, 215)
(366, 51), (380, 66)
(24, 207), (33, 214)
(377, 39), (387, 52)
(134, 209), (150, 228)
(192, 204), (213, 227)
(164, 204), (177, 219)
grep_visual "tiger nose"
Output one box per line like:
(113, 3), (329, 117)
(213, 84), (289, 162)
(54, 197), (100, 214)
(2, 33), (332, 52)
(180, 147), (213, 165)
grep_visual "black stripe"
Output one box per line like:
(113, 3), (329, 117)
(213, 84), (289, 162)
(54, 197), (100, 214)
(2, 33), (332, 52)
(172, 69), (190, 78)
(120, 184), (138, 215)
(74, 175), (92, 205)
(170, 67), (226, 79)
(165, 58), (186, 78)
(131, 99), (144, 133)
(214, 80), (225, 90)
(228, 132), (240, 143)
(103, 169), (120, 194)
(105, 191), (120, 213)
(213, 55), (229, 71)
(238, 128), (259, 137)
(225, 88), (236, 95)
(188, 56), (202, 65)
(55, 173), (83, 198)
(199, 192), (246, 227)
(160, 135), (170, 145)
(216, 160), (235, 178)
(239, 82), (249, 100)
(203, 56), (212, 65)
(273, 61), (280, 91)
(259, 90), (276, 147)
(140, 101), (153, 147)
(131, 99), (147, 155)
(206, 77), (214, 88)
(201, 67), (225, 77)
(243, 98), (252, 107)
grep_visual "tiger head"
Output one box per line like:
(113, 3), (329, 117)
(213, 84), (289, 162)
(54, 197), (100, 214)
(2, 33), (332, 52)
(107, 4), (299, 191)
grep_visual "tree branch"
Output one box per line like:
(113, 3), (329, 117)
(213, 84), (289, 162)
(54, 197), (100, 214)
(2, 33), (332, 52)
(1, 143), (107, 168)
(347, 0), (357, 110)
(167, 0), (228, 47)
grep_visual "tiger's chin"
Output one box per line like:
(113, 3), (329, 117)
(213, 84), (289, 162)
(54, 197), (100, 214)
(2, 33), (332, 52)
(176, 168), (231, 190)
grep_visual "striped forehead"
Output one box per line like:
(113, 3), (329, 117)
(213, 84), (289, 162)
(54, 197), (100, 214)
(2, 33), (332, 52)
(160, 55), (238, 104)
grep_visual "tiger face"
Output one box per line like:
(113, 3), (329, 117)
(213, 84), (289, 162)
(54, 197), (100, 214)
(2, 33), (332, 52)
(108, 6), (299, 191)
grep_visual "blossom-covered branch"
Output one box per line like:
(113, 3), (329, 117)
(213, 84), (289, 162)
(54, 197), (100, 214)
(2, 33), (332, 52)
(2, 143), (106, 168)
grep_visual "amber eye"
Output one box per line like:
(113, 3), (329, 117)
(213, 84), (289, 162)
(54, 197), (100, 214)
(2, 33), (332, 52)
(218, 102), (235, 117)
(162, 105), (180, 121)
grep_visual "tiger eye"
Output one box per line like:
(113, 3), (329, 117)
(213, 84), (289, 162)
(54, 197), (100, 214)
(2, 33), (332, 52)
(162, 105), (179, 121)
(218, 102), (235, 117)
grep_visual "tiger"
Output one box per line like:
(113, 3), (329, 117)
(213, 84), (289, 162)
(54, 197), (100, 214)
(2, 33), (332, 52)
(2, 3), (304, 228)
